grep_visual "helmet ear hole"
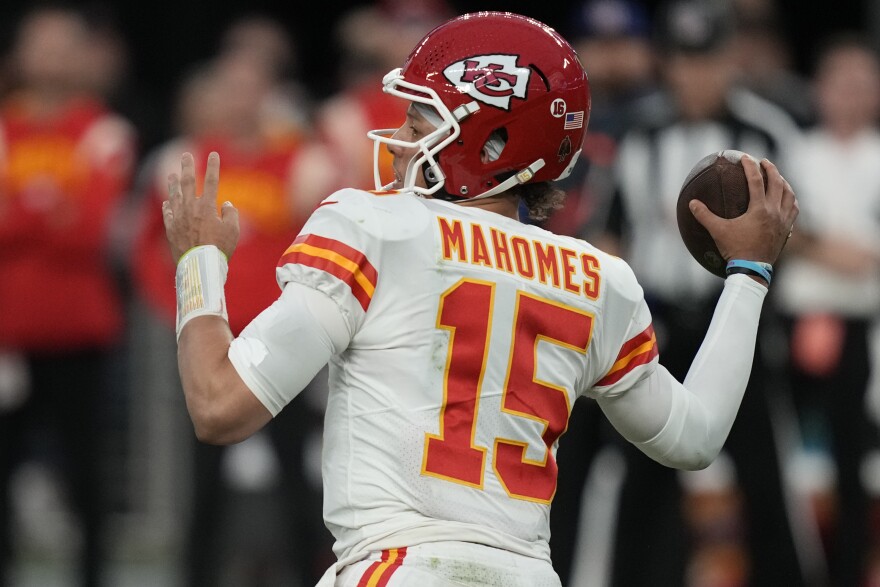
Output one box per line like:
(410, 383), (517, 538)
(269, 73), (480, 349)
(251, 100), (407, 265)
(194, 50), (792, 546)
(482, 128), (508, 163)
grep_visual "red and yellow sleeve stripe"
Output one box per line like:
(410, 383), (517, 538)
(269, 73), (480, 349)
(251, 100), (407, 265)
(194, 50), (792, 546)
(356, 548), (407, 587)
(278, 233), (378, 311)
(596, 324), (658, 387)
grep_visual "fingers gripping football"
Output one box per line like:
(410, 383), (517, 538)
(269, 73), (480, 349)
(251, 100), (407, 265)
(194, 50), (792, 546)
(688, 155), (798, 266)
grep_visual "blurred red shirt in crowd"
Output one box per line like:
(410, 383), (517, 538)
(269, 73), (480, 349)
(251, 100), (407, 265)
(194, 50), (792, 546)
(0, 93), (136, 350)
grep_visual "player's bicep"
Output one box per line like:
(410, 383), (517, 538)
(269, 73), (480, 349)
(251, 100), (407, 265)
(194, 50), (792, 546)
(176, 314), (273, 445)
(207, 360), (274, 440)
(229, 282), (351, 416)
(596, 363), (677, 443)
(596, 364), (712, 469)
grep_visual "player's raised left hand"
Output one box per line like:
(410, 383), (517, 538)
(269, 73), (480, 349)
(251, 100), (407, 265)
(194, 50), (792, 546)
(163, 151), (239, 262)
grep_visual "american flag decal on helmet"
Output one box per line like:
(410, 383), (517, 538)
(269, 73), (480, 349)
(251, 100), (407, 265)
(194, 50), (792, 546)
(564, 111), (584, 130)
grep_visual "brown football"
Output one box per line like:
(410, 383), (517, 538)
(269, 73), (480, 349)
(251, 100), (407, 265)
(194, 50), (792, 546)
(676, 150), (761, 278)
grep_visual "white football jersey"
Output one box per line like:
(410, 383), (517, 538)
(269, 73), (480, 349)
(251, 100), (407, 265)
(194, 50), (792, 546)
(231, 188), (658, 567)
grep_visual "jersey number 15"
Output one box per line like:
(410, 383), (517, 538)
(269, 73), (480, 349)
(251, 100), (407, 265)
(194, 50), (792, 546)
(422, 279), (594, 503)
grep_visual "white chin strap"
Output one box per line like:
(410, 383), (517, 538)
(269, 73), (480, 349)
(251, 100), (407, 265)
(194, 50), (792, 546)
(467, 159), (546, 201)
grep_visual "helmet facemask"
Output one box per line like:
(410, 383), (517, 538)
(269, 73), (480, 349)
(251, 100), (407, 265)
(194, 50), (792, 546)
(366, 68), (462, 197)
(367, 68), (547, 201)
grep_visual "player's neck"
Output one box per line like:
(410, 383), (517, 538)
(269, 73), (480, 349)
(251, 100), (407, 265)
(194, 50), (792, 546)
(457, 194), (520, 220)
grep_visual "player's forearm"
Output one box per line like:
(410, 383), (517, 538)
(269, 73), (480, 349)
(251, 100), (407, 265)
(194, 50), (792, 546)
(658, 274), (767, 468)
(177, 316), (272, 444)
(172, 245), (272, 444)
(177, 315), (234, 432)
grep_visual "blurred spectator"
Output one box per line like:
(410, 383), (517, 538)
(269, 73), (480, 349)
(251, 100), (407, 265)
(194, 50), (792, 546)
(127, 49), (337, 586)
(216, 13), (314, 146)
(0, 5), (137, 587)
(314, 0), (453, 190)
(774, 32), (880, 586)
(729, 0), (815, 128)
(76, 2), (166, 155)
(546, 0), (659, 247)
(591, 1), (817, 585)
(569, 0), (658, 140)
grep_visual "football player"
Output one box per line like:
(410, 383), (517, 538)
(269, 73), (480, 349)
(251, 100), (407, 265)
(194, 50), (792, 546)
(161, 11), (797, 586)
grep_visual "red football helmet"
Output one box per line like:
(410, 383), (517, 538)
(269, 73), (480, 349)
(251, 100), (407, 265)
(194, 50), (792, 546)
(367, 11), (591, 199)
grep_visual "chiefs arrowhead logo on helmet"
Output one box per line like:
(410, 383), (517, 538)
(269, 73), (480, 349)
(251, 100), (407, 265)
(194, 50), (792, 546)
(443, 55), (530, 110)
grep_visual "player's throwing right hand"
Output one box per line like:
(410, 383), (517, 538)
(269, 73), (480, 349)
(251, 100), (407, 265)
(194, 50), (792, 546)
(689, 155), (798, 266)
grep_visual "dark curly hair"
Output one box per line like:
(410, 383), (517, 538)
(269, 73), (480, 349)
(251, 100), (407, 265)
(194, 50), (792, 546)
(511, 181), (566, 222)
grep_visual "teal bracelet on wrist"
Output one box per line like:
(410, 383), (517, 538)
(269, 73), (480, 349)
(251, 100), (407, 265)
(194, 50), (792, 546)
(726, 259), (773, 285)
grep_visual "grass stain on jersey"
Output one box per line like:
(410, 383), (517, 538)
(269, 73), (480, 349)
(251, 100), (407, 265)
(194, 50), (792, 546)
(430, 339), (447, 373)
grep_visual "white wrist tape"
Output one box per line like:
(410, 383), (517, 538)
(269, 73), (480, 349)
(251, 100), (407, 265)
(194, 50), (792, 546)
(175, 245), (229, 340)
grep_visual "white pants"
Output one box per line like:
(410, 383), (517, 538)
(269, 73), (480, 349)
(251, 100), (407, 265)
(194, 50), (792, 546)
(319, 541), (561, 587)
